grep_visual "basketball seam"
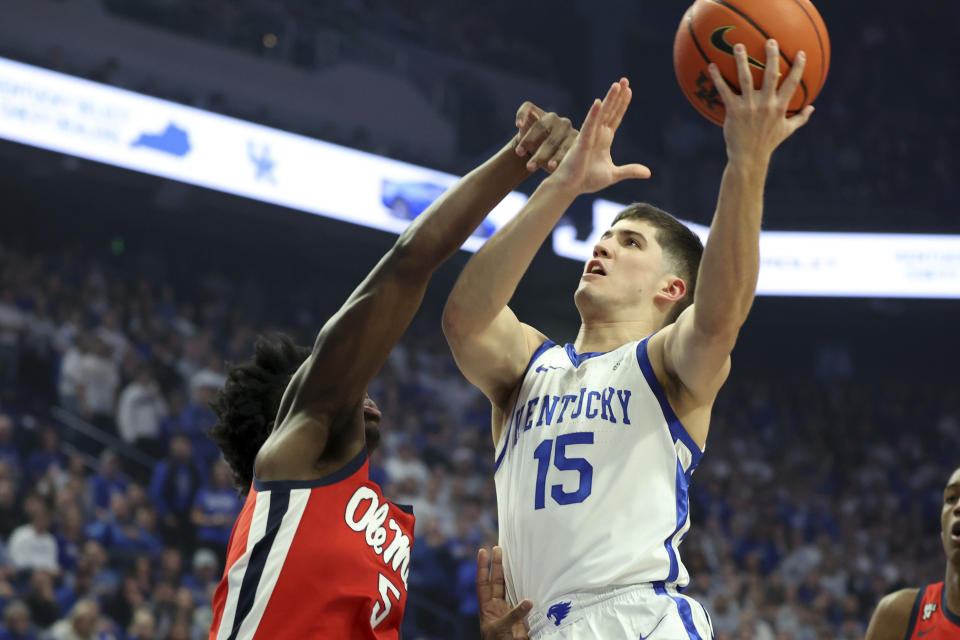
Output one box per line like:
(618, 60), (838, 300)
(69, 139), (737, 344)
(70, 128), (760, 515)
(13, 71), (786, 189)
(704, 0), (808, 111)
(786, 0), (828, 88)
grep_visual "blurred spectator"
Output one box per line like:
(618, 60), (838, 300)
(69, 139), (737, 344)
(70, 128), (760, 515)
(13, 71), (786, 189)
(101, 576), (143, 633)
(24, 427), (64, 484)
(0, 600), (39, 640)
(86, 494), (162, 561)
(0, 290), (25, 387)
(0, 478), (22, 540)
(47, 598), (106, 640)
(22, 570), (58, 629)
(87, 452), (127, 517)
(116, 366), (169, 458)
(125, 608), (154, 640)
(0, 418), (21, 473)
(177, 366), (222, 466)
(181, 549), (218, 606)
(190, 461), (240, 561)
(77, 337), (120, 433)
(7, 503), (58, 573)
(55, 505), (85, 573)
(156, 549), (183, 589)
(57, 335), (88, 416)
(385, 437), (430, 488)
(79, 542), (119, 599)
(95, 310), (128, 367)
(148, 437), (202, 552)
(54, 565), (94, 620)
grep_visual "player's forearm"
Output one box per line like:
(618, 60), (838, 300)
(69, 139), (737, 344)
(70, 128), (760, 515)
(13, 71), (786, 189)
(391, 140), (531, 276)
(694, 157), (769, 336)
(444, 178), (577, 333)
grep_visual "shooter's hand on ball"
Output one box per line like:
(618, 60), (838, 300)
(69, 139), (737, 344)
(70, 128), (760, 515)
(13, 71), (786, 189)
(707, 38), (813, 165)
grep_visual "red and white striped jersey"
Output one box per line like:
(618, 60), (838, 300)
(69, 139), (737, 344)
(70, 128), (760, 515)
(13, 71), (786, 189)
(209, 449), (415, 640)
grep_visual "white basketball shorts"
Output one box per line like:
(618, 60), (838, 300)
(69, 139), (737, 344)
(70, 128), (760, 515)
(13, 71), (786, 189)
(526, 582), (714, 640)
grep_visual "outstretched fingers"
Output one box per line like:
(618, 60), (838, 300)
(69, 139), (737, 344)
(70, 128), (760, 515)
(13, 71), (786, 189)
(707, 63), (736, 107)
(578, 98), (604, 146)
(733, 44), (754, 98)
(613, 163), (652, 182)
(500, 600), (533, 628)
(606, 79), (632, 133)
(786, 103), (815, 135)
(777, 50), (807, 108)
(489, 546), (507, 601)
(761, 39), (781, 99)
(476, 548), (492, 605)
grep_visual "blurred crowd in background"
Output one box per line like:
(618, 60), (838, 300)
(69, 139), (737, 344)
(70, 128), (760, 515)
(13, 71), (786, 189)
(0, 230), (954, 639)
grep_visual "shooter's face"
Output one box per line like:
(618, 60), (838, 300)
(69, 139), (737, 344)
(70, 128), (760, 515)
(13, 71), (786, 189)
(574, 219), (669, 319)
(942, 467), (960, 564)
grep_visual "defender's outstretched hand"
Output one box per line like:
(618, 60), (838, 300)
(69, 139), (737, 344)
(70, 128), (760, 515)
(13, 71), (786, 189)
(707, 39), (814, 162)
(513, 101), (577, 174)
(477, 547), (531, 640)
(547, 78), (651, 195)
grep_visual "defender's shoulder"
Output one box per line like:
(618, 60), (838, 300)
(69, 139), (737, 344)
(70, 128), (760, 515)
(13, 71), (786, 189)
(866, 588), (921, 640)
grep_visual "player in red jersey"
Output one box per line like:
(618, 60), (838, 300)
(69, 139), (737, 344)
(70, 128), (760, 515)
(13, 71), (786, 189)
(865, 466), (960, 639)
(205, 103), (577, 640)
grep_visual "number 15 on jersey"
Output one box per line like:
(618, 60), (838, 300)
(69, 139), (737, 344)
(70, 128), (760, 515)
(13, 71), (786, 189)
(532, 432), (594, 510)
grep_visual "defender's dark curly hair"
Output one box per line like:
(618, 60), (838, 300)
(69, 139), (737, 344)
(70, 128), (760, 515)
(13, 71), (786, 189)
(209, 334), (311, 495)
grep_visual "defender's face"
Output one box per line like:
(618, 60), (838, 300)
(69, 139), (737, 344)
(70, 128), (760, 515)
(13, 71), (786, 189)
(943, 468), (960, 564)
(575, 219), (668, 314)
(362, 393), (383, 453)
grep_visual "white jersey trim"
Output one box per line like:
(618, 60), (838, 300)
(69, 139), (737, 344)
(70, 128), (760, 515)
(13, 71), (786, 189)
(494, 340), (556, 472)
(215, 490), (272, 640)
(233, 488), (311, 639)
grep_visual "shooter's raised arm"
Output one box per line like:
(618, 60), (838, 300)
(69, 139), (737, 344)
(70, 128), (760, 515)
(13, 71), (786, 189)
(653, 40), (814, 446)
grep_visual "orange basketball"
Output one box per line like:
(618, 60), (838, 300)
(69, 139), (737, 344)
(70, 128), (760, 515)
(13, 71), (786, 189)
(673, 0), (830, 126)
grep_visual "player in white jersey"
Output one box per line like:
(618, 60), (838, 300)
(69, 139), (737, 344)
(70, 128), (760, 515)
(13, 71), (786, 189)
(443, 42), (814, 639)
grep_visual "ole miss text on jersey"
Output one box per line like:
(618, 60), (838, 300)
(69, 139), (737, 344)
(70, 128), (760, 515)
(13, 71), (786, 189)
(209, 449), (415, 639)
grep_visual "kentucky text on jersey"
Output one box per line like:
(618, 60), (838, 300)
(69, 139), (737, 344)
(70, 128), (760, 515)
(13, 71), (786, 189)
(509, 387), (632, 445)
(494, 337), (708, 640)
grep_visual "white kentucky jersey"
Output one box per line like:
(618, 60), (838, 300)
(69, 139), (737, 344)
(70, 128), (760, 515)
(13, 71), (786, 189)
(494, 336), (705, 613)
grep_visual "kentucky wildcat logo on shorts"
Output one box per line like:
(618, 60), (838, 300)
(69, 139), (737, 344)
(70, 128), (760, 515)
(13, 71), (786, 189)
(547, 602), (572, 626)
